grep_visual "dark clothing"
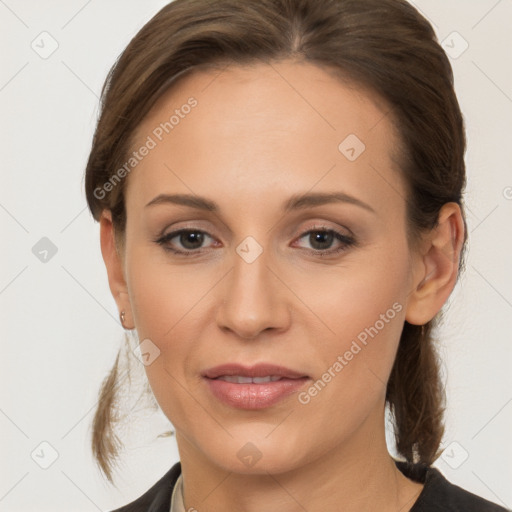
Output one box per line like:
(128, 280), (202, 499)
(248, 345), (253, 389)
(111, 459), (510, 511)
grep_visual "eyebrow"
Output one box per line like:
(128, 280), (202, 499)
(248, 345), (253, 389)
(145, 191), (376, 214)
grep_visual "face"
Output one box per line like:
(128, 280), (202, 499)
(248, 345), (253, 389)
(117, 60), (419, 474)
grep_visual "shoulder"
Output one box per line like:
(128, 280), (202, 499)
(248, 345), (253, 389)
(395, 460), (510, 512)
(109, 461), (181, 512)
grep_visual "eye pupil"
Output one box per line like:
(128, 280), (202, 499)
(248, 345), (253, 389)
(181, 232), (204, 249)
(310, 231), (333, 250)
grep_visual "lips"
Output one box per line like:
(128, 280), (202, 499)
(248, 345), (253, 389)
(217, 375), (282, 384)
(202, 363), (308, 380)
(202, 363), (310, 409)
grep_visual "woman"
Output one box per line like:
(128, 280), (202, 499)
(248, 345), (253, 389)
(84, 0), (509, 510)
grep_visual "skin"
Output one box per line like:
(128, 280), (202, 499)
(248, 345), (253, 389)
(100, 59), (464, 512)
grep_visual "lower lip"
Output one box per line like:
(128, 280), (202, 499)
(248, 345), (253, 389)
(204, 377), (310, 409)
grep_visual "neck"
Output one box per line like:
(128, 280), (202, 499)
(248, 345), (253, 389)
(176, 403), (424, 512)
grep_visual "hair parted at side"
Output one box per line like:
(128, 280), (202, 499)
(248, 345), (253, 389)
(84, 0), (467, 484)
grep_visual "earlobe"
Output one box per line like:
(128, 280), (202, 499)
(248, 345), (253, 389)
(99, 210), (134, 329)
(405, 202), (465, 325)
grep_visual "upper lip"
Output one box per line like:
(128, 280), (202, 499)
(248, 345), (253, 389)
(202, 363), (308, 379)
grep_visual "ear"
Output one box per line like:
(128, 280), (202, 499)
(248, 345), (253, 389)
(405, 202), (465, 325)
(99, 210), (134, 329)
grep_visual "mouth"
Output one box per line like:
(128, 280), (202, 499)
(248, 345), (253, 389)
(214, 375), (286, 384)
(202, 363), (310, 409)
(202, 362), (309, 380)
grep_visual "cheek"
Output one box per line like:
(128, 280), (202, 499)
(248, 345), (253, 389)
(125, 240), (212, 339)
(124, 244), (218, 415)
(298, 241), (410, 395)
(126, 265), (200, 428)
(302, 239), (409, 334)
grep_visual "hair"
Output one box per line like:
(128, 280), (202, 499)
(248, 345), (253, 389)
(84, 0), (467, 484)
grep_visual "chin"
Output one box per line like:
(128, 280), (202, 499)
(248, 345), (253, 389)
(201, 431), (310, 476)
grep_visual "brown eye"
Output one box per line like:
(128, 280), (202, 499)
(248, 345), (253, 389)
(308, 231), (335, 251)
(295, 228), (355, 256)
(177, 231), (206, 250)
(155, 229), (215, 255)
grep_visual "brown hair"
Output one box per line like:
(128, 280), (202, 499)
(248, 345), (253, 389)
(85, 0), (467, 484)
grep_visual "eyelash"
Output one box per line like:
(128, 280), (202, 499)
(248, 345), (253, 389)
(154, 226), (356, 258)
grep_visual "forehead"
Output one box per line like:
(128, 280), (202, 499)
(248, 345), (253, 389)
(134, 59), (396, 144)
(126, 60), (405, 214)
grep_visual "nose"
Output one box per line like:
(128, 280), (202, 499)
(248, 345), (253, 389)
(215, 247), (291, 340)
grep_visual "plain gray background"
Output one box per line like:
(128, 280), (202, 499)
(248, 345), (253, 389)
(1, 0), (511, 510)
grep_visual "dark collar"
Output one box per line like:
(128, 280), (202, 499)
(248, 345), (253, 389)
(111, 461), (181, 512)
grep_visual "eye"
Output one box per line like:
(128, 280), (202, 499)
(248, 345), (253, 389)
(154, 225), (355, 257)
(294, 226), (355, 256)
(154, 229), (217, 255)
